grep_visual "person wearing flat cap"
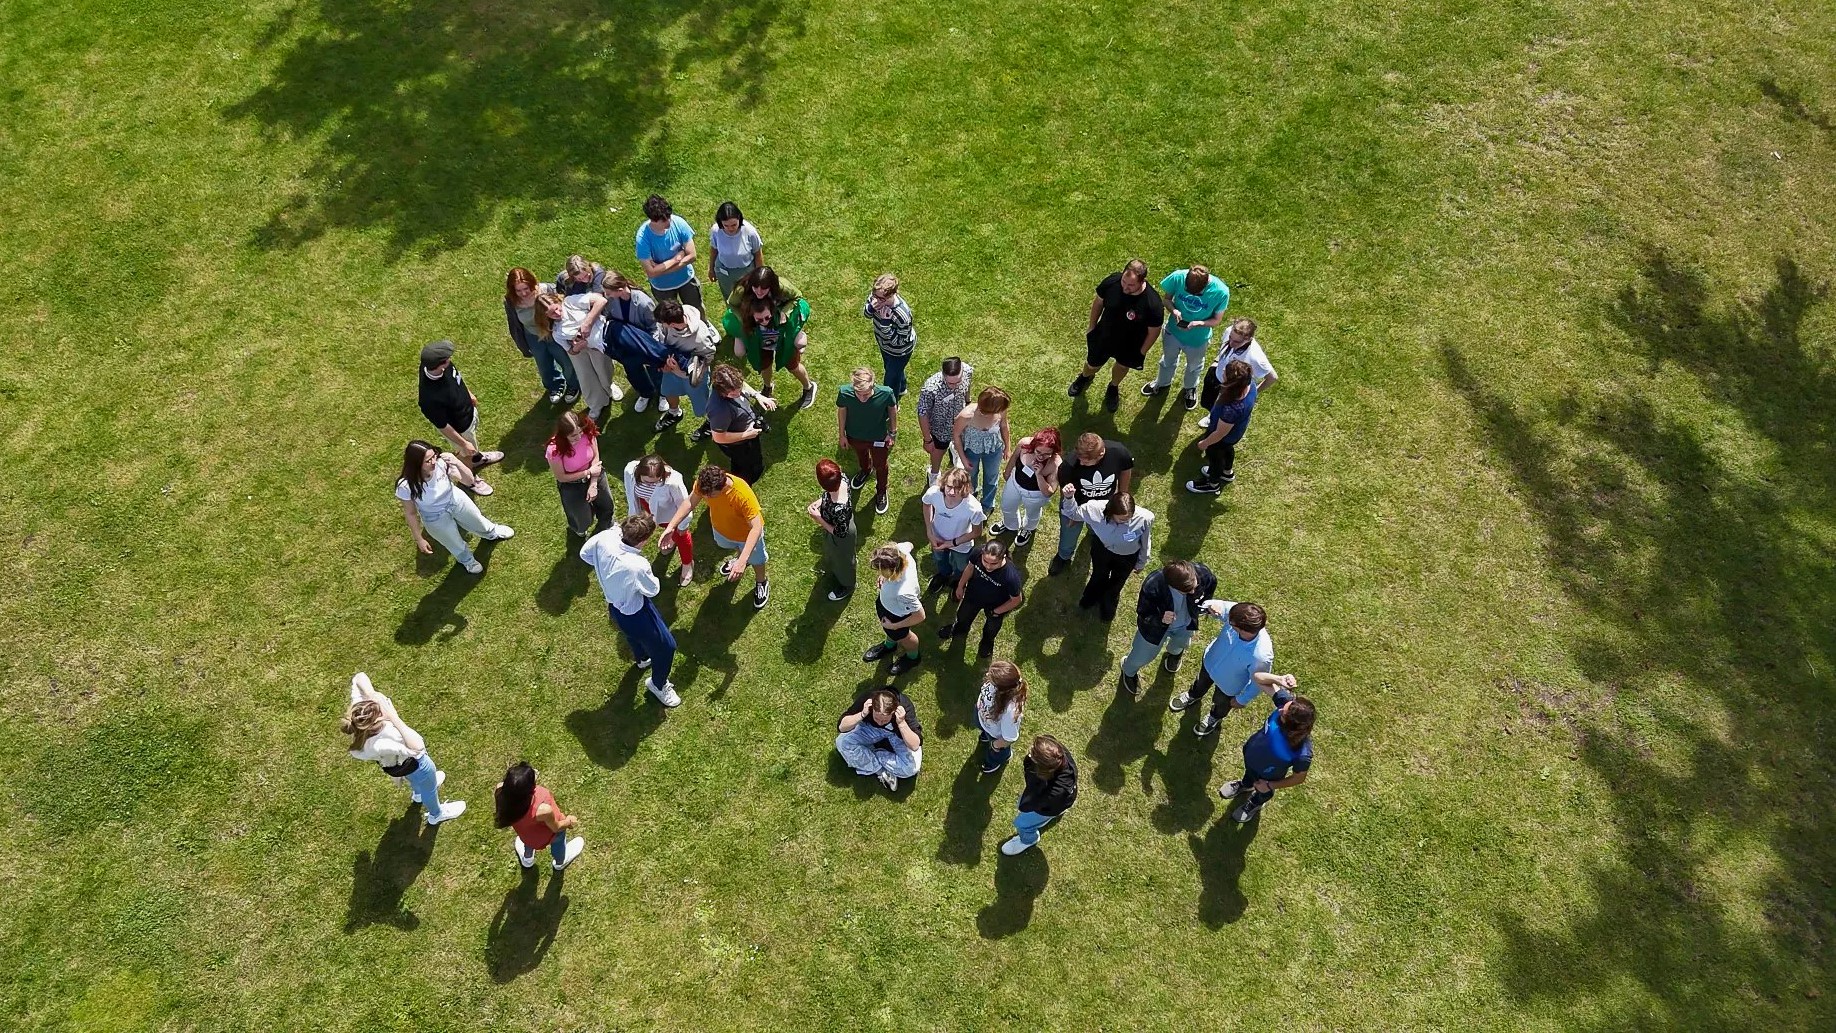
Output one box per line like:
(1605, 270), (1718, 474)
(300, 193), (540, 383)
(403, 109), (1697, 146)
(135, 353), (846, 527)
(418, 340), (506, 496)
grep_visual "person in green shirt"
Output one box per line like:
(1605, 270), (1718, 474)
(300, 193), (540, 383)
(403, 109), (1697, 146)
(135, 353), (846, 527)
(721, 266), (817, 408)
(1143, 265), (1230, 410)
(835, 367), (898, 513)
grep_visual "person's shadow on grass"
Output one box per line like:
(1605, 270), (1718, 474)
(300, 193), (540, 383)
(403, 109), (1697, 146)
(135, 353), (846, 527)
(564, 667), (665, 773)
(935, 749), (1003, 866)
(781, 532), (849, 664)
(976, 849), (1049, 939)
(1145, 711), (1223, 833)
(535, 533), (593, 616)
(1084, 676), (1172, 795)
(484, 868), (569, 983)
(395, 539), (501, 644)
(1188, 814), (1260, 928)
(343, 805), (437, 932)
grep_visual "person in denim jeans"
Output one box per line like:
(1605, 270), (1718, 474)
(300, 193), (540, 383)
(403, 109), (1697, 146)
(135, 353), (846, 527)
(1001, 735), (1078, 855)
(1049, 434), (1133, 576)
(342, 672), (466, 826)
(494, 762), (585, 871)
(864, 273), (917, 398)
(953, 386), (1010, 515)
(1117, 559), (1222, 698)
(835, 688), (924, 791)
(505, 267), (578, 405)
(975, 661), (1028, 774)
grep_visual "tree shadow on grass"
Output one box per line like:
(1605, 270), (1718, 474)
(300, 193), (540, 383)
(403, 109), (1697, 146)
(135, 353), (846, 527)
(1187, 814), (1259, 929)
(563, 667), (664, 774)
(344, 805), (437, 932)
(226, 0), (805, 257)
(1757, 78), (1836, 138)
(1445, 247), (1836, 1029)
(976, 849), (1049, 939)
(395, 539), (501, 644)
(936, 748), (1003, 867)
(484, 868), (569, 984)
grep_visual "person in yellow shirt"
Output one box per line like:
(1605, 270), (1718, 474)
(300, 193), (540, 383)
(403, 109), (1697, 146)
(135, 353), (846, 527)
(660, 465), (770, 609)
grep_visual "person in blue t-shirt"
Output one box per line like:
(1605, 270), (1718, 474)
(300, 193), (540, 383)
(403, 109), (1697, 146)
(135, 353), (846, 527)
(1143, 265), (1230, 409)
(1186, 358), (1259, 494)
(635, 194), (704, 311)
(1218, 689), (1315, 823)
(1169, 601), (1297, 737)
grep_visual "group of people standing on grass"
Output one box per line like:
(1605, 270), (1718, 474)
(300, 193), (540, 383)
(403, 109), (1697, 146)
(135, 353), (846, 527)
(363, 193), (1314, 871)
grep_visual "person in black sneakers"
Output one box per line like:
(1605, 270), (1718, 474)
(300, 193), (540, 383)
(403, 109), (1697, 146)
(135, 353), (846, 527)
(706, 363), (776, 484)
(417, 340), (505, 496)
(1051, 433), (1133, 576)
(1186, 358), (1261, 495)
(1218, 690), (1315, 823)
(1000, 735), (1078, 854)
(1066, 259), (1164, 412)
(1117, 559), (1222, 698)
(836, 687), (923, 791)
(939, 540), (1024, 659)
(1074, 493), (1154, 622)
(864, 542), (926, 676)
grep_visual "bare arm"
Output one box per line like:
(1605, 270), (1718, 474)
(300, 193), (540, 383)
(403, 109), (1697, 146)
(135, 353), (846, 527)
(400, 499), (430, 553)
(1087, 295), (1104, 333)
(661, 492), (700, 537)
(733, 516), (763, 570)
(1196, 421), (1236, 450)
(893, 710), (922, 752)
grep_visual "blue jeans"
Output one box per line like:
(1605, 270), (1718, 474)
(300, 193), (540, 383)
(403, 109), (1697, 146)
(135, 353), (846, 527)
(519, 832), (570, 864)
(881, 349), (913, 399)
(1013, 809), (1056, 846)
(979, 728), (1012, 770)
(1154, 339), (1209, 391)
(610, 597), (676, 686)
(1056, 511), (1084, 561)
(530, 336), (579, 394)
(404, 753), (450, 819)
(964, 448), (1002, 513)
(933, 547), (970, 584)
(658, 369), (713, 416)
(1120, 627), (1194, 676)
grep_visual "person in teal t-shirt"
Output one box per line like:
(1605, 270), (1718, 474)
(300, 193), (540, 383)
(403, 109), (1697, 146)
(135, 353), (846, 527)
(1143, 266), (1230, 408)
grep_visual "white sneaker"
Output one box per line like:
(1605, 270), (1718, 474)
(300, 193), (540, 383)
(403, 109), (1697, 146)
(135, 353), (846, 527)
(470, 479), (495, 497)
(425, 799), (466, 825)
(512, 836), (535, 868)
(635, 657), (653, 670)
(876, 769), (899, 791)
(1217, 780), (1243, 800)
(1000, 836), (1034, 855)
(609, 382), (626, 402)
(462, 559), (484, 574)
(553, 836), (585, 871)
(1168, 691), (1196, 713)
(489, 525), (516, 540)
(410, 769), (447, 804)
(634, 395), (651, 412)
(647, 678), (681, 708)
(1197, 414), (1212, 430)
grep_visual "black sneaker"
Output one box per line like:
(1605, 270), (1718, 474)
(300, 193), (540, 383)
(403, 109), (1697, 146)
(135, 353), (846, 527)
(1185, 479), (1222, 495)
(1103, 383), (1120, 412)
(546, 389), (566, 404)
(1067, 374), (1094, 397)
(889, 653), (923, 677)
(1219, 468), (1236, 484)
(760, 382), (775, 399)
(937, 623), (958, 642)
(1181, 388), (1199, 410)
(1162, 651), (1183, 674)
(1119, 670), (1141, 698)
(1048, 554), (1069, 576)
(561, 391), (581, 406)
(849, 469), (872, 491)
(1140, 382), (1169, 397)
(688, 420), (712, 443)
(976, 643), (996, 660)
(1014, 530), (1033, 548)
(873, 492), (889, 515)
(926, 572), (949, 595)
(863, 641), (897, 663)
(655, 409), (684, 432)
(798, 377), (819, 410)
(987, 521), (1006, 536)
(753, 579), (770, 609)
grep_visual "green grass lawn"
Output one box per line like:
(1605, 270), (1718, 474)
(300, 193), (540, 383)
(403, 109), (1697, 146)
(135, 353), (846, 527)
(3, 0), (1834, 1028)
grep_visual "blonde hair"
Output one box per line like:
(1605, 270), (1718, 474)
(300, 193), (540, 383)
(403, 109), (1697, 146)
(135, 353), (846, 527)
(533, 290), (565, 336)
(564, 255), (593, 279)
(870, 545), (909, 576)
(872, 273), (899, 298)
(851, 367), (877, 389)
(341, 700), (385, 752)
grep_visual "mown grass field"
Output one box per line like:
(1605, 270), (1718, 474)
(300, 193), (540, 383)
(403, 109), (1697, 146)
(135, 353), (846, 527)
(2, 0), (1833, 1029)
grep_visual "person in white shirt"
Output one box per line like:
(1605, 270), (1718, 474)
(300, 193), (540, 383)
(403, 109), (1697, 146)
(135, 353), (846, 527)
(395, 440), (515, 575)
(580, 512), (681, 707)
(864, 542), (927, 676)
(623, 455), (694, 585)
(922, 467), (985, 594)
(537, 289), (625, 426)
(1075, 493), (1153, 622)
(342, 672), (465, 824)
(975, 660), (1029, 774)
(1198, 317), (1277, 427)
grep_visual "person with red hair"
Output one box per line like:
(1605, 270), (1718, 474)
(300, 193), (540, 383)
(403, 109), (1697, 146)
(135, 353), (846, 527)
(505, 267), (578, 405)
(806, 458), (858, 600)
(546, 410), (614, 538)
(992, 428), (1062, 548)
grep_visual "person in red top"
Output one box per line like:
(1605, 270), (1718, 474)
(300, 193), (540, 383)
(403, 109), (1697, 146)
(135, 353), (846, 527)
(493, 761), (585, 872)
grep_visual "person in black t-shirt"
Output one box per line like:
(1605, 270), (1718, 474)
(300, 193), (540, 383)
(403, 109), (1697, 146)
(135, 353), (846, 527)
(939, 541), (1025, 659)
(1067, 259), (1164, 413)
(705, 363), (777, 485)
(1050, 432), (1135, 576)
(417, 340), (505, 496)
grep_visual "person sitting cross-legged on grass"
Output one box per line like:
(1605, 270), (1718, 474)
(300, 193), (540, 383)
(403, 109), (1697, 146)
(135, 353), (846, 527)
(975, 660), (1029, 774)
(836, 687), (924, 792)
(495, 761), (584, 872)
(923, 467), (985, 594)
(864, 542), (926, 676)
(581, 511), (681, 709)
(1117, 559), (1221, 698)
(1218, 690), (1315, 823)
(1000, 735), (1079, 855)
(662, 465), (770, 609)
(1187, 358), (1260, 495)
(1170, 601), (1299, 737)
(940, 541), (1024, 659)
(396, 439), (515, 575)
(342, 672), (465, 825)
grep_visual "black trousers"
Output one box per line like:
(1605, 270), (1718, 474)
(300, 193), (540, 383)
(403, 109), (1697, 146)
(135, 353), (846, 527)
(1197, 440), (1237, 487)
(1193, 666), (1240, 721)
(719, 436), (765, 485)
(557, 473), (616, 536)
(1200, 365), (1225, 411)
(1078, 541), (1139, 620)
(950, 598), (1008, 654)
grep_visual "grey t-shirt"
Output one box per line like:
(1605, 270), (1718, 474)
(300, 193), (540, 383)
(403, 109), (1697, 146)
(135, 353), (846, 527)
(710, 220), (763, 271)
(708, 391), (756, 435)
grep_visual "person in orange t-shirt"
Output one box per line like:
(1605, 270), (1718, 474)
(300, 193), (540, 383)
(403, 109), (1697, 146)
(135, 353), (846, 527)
(660, 465), (770, 609)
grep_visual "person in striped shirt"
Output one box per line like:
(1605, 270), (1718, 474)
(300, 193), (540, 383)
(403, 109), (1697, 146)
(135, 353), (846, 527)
(863, 273), (917, 398)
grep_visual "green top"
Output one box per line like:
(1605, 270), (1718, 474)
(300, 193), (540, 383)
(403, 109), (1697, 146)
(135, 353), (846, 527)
(836, 384), (897, 441)
(722, 297), (812, 372)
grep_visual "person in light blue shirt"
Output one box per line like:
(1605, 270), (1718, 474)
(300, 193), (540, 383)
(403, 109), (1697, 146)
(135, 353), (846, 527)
(1143, 266), (1230, 409)
(635, 194), (703, 310)
(1168, 601), (1295, 739)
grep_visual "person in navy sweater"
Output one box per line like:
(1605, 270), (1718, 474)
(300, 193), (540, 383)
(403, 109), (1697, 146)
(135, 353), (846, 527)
(1000, 735), (1079, 855)
(1186, 358), (1260, 494)
(1218, 689), (1316, 823)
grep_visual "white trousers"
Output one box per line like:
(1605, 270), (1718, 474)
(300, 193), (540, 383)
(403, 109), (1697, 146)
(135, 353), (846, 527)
(420, 492), (502, 566)
(999, 476), (1050, 533)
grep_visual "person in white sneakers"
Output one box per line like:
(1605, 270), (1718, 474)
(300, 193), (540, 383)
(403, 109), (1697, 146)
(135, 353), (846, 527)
(835, 688), (924, 791)
(581, 512), (681, 708)
(342, 672), (465, 825)
(494, 762), (584, 872)
(416, 339), (505, 494)
(1000, 735), (1078, 854)
(395, 440), (514, 574)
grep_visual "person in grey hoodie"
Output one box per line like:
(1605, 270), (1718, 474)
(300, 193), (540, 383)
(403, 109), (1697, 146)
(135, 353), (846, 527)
(650, 298), (722, 435)
(1074, 493), (1154, 622)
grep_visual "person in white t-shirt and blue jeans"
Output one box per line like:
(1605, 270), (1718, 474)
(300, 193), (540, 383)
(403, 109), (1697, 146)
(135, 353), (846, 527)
(395, 440), (515, 575)
(341, 672), (465, 825)
(923, 468), (986, 594)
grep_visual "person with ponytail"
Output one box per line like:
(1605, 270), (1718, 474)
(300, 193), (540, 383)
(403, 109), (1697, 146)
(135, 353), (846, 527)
(494, 761), (585, 872)
(342, 672), (466, 825)
(1219, 690), (1315, 823)
(1186, 357), (1260, 494)
(974, 660), (1029, 774)
(1000, 734), (1078, 855)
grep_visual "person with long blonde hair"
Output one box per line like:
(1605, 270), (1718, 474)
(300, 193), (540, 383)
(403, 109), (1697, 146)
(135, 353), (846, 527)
(975, 660), (1029, 774)
(505, 266), (578, 405)
(341, 672), (465, 825)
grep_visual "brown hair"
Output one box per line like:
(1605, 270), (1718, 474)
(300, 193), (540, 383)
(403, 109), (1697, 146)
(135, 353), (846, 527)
(603, 269), (635, 293)
(869, 688), (898, 717)
(816, 458), (843, 493)
(1163, 559), (1197, 594)
(975, 386), (1010, 414)
(635, 454), (673, 482)
(872, 273), (899, 298)
(983, 660), (1029, 720)
(1184, 265), (1211, 294)
(1228, 601), (1267, 634)
(505, 267), (538, 302)
(1280, 696), (1316, 746)
(1074, 432), (1104, 461)
(937, 467), (972, 496)
(695, 465), (730, 496)
(870, 545), (910, 576)
(654, 298), (686, 324)
(1029, 734), (1067, 775)
(1102, 493), (1136, 521)
(620, 510), (657, 545)
(341, 700), (385, 752)
(711, 364), (746, 395)
(1123, 258), (1148, 278)
(533, 290), (565, 337)
(1220, 358), (1253, 397)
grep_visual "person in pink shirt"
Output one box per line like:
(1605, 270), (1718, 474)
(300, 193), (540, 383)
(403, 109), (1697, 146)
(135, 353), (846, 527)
(546, 411), (615, 538)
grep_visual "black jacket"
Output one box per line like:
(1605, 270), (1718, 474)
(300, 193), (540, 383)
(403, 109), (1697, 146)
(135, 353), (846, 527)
(1018, 750), (1078, 817)
(1133, 563), (1217, 645)
(418, 364), (476, 435)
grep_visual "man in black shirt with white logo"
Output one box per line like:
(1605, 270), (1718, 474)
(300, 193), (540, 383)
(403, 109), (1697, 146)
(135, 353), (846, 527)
(1050, 432), (1134, 576)
(1067, 259), (1164, 413)
(417, 340), (505, 496)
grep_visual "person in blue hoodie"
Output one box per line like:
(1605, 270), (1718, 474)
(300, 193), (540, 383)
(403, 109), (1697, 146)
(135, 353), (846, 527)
(1218, 690), (1315, 823)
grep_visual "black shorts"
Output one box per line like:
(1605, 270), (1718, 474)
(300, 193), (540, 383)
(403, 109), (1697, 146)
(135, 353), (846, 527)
(1086, 329), (1148, 371)
(875, 596), (916, 626)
